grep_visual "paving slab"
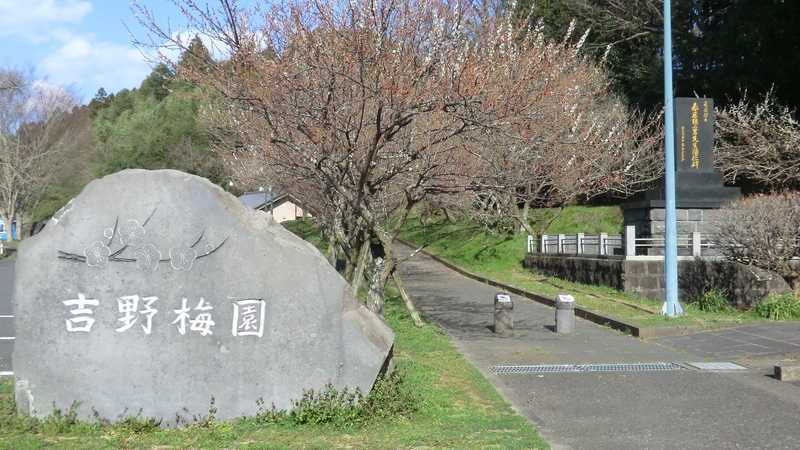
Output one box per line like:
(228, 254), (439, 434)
(397, 244), (800, 450)
(656, 322), (800, 359)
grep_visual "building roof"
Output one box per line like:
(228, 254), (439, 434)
(238, 191), (292, 210)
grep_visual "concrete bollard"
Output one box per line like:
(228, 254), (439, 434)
(494, 293), (513, 335)
(555, 294), (575, 334)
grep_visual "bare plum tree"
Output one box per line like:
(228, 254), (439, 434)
(0, 69), (77, 240)
(717, 192), (800, 294)
(133, 0), (660, 316)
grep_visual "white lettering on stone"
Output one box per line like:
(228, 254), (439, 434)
(140, 297), (158, 334)
(62, 293), (100, 333)
(231, 299), (265, 338)
(172, 297), (215, 336)
(115, 295), (159, 334)
(116, 295), (139, 332)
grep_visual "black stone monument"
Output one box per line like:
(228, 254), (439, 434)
(623, 97), (740, 251)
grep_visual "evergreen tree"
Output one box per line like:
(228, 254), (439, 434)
(139, 64), (174, 101)
(88, 87), (110, 116)
(178, 35), (215, 76)
(93, 83), (224, 184)
(514, 0), (800, 111)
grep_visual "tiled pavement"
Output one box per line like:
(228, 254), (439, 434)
(655, 322), (800, 360)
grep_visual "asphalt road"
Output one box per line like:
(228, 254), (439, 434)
(397, 244), (800, 450)
(0, 259), (13, 375)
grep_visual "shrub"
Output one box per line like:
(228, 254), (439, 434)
(717, 193), (800, 292)
(115, 415), (162, 433)
(287, 370), (417, 428)
(752, 293), (800, 320)
(289, 385), (362, 426)
(359, 370), (417, 420)
(690, 289), (733, 313)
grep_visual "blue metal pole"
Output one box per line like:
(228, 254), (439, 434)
(662, 0), (683, 317)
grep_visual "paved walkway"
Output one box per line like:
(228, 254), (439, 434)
(397, 245), (800, 450)
(0, 260), (13, 375)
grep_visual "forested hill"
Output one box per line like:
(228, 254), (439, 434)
(34, 39), (226, 223)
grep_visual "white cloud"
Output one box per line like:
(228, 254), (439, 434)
(38, 32), (152, 99)
(0, 0), (92, 41)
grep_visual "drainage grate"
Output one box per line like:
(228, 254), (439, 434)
(492, 362), (684, 375)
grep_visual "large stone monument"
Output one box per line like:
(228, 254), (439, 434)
(13, 169), (394, 423)
(623, 97), (740, 253)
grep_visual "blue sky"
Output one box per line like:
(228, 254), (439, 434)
(0, 1), (191, 103)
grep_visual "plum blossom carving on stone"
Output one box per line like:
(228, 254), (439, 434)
(84, 241), (111, 268)
(57, 208), (228, 272)
(134, 244), (162, 272)
(169, 246), (197, 272)
(118, 220), (146, 246)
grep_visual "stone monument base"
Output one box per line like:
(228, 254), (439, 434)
(623, 171), (741, 255)
(623, 203), (728, 256)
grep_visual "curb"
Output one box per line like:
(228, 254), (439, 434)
(399, 239), (664, 339)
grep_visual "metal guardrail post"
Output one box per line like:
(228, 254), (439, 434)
(557, 234), (565, 254)
(577, 233), (584, 255)
(691, 232), (701, 257)
(541, 235), (548, 254)
(527, 235), (534, 253)
(625, 226), (636, 257)
(599, 233), (608, 256)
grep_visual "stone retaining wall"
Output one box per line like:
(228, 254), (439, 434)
(524, 254), (790, 307)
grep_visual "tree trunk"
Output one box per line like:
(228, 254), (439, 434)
(366, 237), (399, 316)
(327, 231), (337, 268)
(520, 199), (532, 235)
(350, 238), (371, 298)
(392, 270), (424, 327)
(441, 207), (453, 223)
(366, 257), (386, 315)
(513, 204), (535, 237)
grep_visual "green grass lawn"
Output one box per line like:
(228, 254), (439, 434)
(0, 224), (547, 450)
(400, 208), (763, 330)
(524, 205), (624, 235)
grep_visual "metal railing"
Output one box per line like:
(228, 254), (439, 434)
(528, 225), (720, 258)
